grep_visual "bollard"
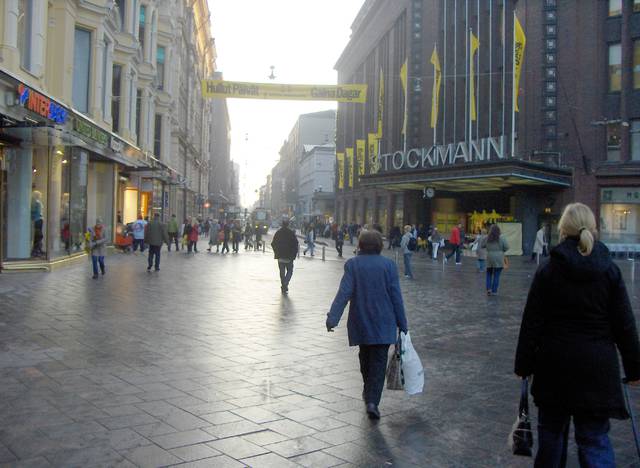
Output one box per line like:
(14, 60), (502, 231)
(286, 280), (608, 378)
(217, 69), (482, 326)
(263, 241), (266, 253)
(632, 259), (636, 283)
(322, 246), (326, 261)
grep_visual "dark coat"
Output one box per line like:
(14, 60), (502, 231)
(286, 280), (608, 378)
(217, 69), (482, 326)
(144, 220), (169, 247)
(515, 238), (640, 419)
(271, 227), (298, 260)
(327, 254), (409, 346)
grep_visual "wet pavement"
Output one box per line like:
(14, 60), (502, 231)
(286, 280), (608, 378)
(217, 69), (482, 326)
(0, 235), (639, 468)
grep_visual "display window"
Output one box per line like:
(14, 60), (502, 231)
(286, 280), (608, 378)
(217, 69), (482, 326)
(600, 187), (640, 245)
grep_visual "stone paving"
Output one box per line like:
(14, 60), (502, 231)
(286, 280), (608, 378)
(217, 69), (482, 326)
(0, 236), (639, 468)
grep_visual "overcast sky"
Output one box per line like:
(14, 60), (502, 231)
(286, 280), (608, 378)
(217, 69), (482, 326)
(207, 0), (365, 207)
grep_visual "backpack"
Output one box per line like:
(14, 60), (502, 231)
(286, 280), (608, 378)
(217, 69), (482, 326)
(408, 237), (417, 251)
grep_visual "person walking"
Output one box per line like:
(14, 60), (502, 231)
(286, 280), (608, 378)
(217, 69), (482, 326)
(326, 230), (409, 420)
(221, 221), (231, 254)
(335, 227), (344, 258)
(132, 214), (147, 253)
(271, 219), (299, 294)
(532, 224), (548, 264)
(188, 219), (199, 253)
(400, 225), (415, 279)
(514, 202), (640, 467)
(244, 222), (254, 250)
(207, 219), (221, 252)
(232, 221), (242, 253)
(303, 226), (315, 256)
(445, 222), (463, 264)
(429, 227), (442, 260)
(480, 224), (509, 295)
(145, 213), (169, 271)
(87, 218), (107, 279)
(473, 228), (488, 272)
(167, 214), (180, 251)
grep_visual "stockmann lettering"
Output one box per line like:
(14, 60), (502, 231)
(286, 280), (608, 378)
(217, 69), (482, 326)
(378, 135), (508, 172)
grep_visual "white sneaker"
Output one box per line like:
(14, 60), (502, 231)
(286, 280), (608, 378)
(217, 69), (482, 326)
(455, 262), (461, 265)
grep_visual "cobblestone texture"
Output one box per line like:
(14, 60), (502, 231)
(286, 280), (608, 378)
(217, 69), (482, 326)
(0, 237), (639, 467)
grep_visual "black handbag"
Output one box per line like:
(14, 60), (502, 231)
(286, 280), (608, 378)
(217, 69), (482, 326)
(510, 377), (533, 457)
(386, 332), (404, 390)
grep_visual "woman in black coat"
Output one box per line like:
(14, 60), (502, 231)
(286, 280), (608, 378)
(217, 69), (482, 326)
(515, 203), (640, 467)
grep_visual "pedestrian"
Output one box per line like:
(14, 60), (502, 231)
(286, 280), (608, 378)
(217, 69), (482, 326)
(182, 218), (191, 251)
(480, 224), (509, 295)
(132, 214), (147, 253)
(188, 219), (199, 253)
(145, 213), (169, 271)
(514, 202), (640, 467)
(87, 218), (107, 279)
(445, 222), (463, 265)
(473, 228), (488, 272)
(232, 220), (242, 253)
(429, 227), (443, 260)
(335, 227), (344, 258)
(271, 218), (299, 294)
(532, 224), (548, 264)
(244, 222), (254, 250)
(400, 225), (414, 278)
(326, 230), (409, 420)
(208, 219), (221, 252)
(388, 225), (401, 250)
(303, 225), (315, 256)
(221, 221), (231, 254)
(167, 214), (179, 251)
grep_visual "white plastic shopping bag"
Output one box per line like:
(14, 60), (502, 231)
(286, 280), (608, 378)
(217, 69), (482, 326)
(400, 331), (425, 395)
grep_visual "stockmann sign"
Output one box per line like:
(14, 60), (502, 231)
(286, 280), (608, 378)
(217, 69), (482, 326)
(378, 135), (510, 172)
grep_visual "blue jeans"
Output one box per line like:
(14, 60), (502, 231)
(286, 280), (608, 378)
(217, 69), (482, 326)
(477, 258), (486, 271)
(91, 255), (105, 276)
(535, 408), (614, 468)
(403, 253), (413, 278)
(148, 245), (161, 270)
(278, 261), (294, 290)
(133, 238), (145, 252)
(485, 267), (503, 293)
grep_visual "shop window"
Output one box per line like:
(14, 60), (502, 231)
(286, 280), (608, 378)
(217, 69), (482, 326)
(156, 46), (165, 90)
(609, 0), (622, 16)
(138, 5), (145, 51)
(87, 162), (114, 241)
(600, 193), (639, 244)
(631, 120), (640, 161)
(73, 28), (92, 114)
(154, 114), (162, 158)
(607, 123), (621, 161)
(17, 0), (34, 72)
(609, 43), (622, 92)
(112, 64), (122, 133)
(634, 40), (640, 89)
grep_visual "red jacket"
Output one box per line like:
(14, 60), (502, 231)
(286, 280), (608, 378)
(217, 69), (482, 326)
(189, 224), (199, 242)
(449, 226), (460, 245)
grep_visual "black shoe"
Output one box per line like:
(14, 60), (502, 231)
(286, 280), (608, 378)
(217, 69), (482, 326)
(281, 286), (288, 295)
(155, 268), (160, 271)
(147, 266), (151, 272)
(366, 403), (380, 420)
(92, 274), (98, 279)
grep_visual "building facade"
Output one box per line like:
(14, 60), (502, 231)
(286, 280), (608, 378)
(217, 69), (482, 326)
(298, 144), (336, 220)
(207, 72), (232, 220)
(335, 0), (640, 255)
(0, 0), (217, 270)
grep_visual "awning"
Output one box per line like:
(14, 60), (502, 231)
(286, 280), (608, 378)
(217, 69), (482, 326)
(361, 159), (572, 192)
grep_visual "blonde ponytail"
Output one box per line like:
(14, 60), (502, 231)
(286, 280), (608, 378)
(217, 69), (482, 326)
(558, 203), (597, 256)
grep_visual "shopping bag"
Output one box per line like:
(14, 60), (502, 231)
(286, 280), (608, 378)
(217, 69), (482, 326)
(622, 379), (640, 461)
(386, 335), (404, 390)
(399, 332), (424, 395)
(509, 377), (533, 457)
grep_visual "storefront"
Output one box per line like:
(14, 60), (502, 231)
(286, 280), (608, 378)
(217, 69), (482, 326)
(599, 186), (640, 250)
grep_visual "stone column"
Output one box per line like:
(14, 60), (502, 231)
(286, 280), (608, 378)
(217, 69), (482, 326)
(103, 39), (114, 124)
(92, 30), (106, 119)
(2, 0), (19, 66)
(138, 88), (149, 150)
(120, 65), (132, 140)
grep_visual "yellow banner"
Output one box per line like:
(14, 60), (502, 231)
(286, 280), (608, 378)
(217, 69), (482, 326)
(356, 139), (366, 177)
(202, 80), (368, 103)
(346, 147), (354, 188)
(513, 14), (526, 112)
(376, 70), (384, 137)
(368, 133), (379, 174)
(400, 60), (408, 135)
(470, 31), (479, 122)
(430, 45), (442, 129)
(336, 152), (345, 189)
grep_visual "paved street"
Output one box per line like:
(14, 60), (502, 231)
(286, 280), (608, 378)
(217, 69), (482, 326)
(0, 237), (639, 468)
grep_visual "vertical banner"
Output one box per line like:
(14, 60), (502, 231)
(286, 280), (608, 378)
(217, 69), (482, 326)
(469, 31), (479, 122)
(513, 14), (526, 112)
(346, 147), (354, 188)
(400, 60), (408, 138)
(356, 139), (366, 176)
(430, 45), (442, 129)
(367, 133), (379, 174)
(376, 70), (384, 137)
(336, 152), (345, 189)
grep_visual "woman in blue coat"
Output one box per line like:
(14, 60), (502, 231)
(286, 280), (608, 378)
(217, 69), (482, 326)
(327, 230), (409, 419)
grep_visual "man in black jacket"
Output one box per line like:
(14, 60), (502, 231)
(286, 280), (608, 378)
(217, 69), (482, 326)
(271, 219), (299, 294)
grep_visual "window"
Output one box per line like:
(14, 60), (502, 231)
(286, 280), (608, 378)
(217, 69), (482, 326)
(154, 114), (162, 158)
(73, 28), (92, 114)
(609, 0), (622, 16)
(635, 0), (640, 13)
(609, 43), (622, 92)
(102, 37), (110, 119)
(631, 120), (640, 161)
(135, 89), (142, 146)
(17, 0), (33, 71)
(634, 41), (640, 89)
(607, 123), (621, 161)
(139, 5), (145, 51)
(112, 64), (122, 133)
(156, 46), (165, 90)
(115, 0), (126, 31)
